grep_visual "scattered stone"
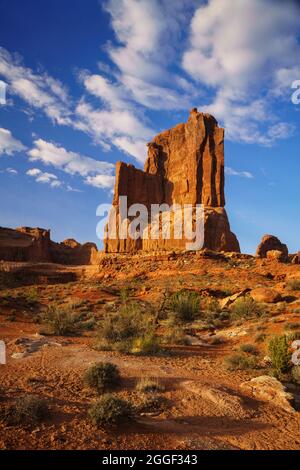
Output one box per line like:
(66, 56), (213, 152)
(240, 376), (295, 413)
(250, 287), (282, 303)
(219, 289), (250, 309)
(11, 352), (28, 359)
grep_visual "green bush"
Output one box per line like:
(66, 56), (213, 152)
(231, 297), (264, 320)
(84, 362), (120, 393)
(131, 333), (161, 355)
(224, 353), (258, 371)
(163, 325), (190, 345)
(96, 302), (159, 354)
(287, 279), (300, 292)
(88, 394), (132, 427)
(268, 335), (291, 376)
(169, 290), (200, 322)
(5, 395), (49, 426)
(42, 304), (81, 335)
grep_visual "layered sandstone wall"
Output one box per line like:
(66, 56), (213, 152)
(105, 109), (240, 253)
(0, 227), (98, 265)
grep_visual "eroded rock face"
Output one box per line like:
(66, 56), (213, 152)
(256, 235), (288, 260)
(0, 227), (98, 265)
(105, 109), (240, 253)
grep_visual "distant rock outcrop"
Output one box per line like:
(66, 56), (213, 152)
(256, 235), (288, 261)
(105, 109), (240, 253)
(0, 227), (98, 265)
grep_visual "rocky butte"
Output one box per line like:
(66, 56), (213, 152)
(104, 108), (240, 253)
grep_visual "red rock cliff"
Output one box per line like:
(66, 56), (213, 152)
(105, 108), (240, 253)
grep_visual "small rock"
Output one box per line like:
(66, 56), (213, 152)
(219, 289), (250, 309)
(250, 287), (281, 304)
(11, 352), (28, 359)
(241, 376), (295, 413)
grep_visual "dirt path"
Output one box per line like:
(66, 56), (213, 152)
(1, 332), (300, 450)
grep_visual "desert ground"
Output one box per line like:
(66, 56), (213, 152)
(1, 251), (300, 450)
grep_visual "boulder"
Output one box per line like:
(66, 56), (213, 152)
(250, 287), (282, 303)
(256, 235), (288, 260)
(240, 376), (295, 413)
(105, 109), (240, 253)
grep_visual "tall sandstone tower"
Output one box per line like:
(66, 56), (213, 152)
(104, 108), (240, 253)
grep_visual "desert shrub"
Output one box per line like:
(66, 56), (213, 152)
(169, 290), (200, 322)
(163, 325), (190, 345)
(88, 394), (132, 427)
(268, 335), (291, 376)
(284, 322), (300, 331)
(239, 344), (258, 355)
(136, 377), (165, 394)
(84, 362), (120, 393)
(134, 392), (165, 413)
(210, 335), (226, 345)
(131, 332), (161, 355)
(230, 297), (264, 320)
(5, 395), (49, 426)
(291, 366), (300, 385)
(42, 304), (82, 335)
(286, 331), (300, 342)
(224, 353), (258, 371)
(96, 302), (159, 354)
(255, 333), (267, 343)
(286, 279), (300, 292)
(25, 288), (39, 304)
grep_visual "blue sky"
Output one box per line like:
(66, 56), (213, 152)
(0, 0), (299, 254)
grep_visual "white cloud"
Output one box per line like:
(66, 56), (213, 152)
(84, 174), (115, 189)
(28, 139), (115, 190)
(75, 100), (153, 162)
(0, 127), (26, 156)
(0, 47), (72, 125)
(183, 0), (300, 145)
(28, 139), (114, 176)
(6, 167), (18, 174)
(26, 168), (62, 188)
(225, 167), (254, 179)
(73, 0), (198, 163)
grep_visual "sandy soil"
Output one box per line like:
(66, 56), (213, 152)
(1, 252), (300, 450)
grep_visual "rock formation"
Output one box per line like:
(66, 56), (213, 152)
(256, 235), (288, 260)
(0, 227), (98, 265)
(105, 108), (240, 253)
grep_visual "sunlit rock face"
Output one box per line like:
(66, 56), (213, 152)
(105, 109), (240, 254)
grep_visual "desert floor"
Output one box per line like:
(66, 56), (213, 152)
(1, 252), (300, 450)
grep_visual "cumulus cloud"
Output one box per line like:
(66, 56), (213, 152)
(74, 0), (197, 162)
(28, 139), (115, 189)
(26, 168), (62, 188)
(225, 167), (254, 179)
(0, 127), (26, 156)
(0, 47), (72, 125)
(183, 0), (300, 145)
